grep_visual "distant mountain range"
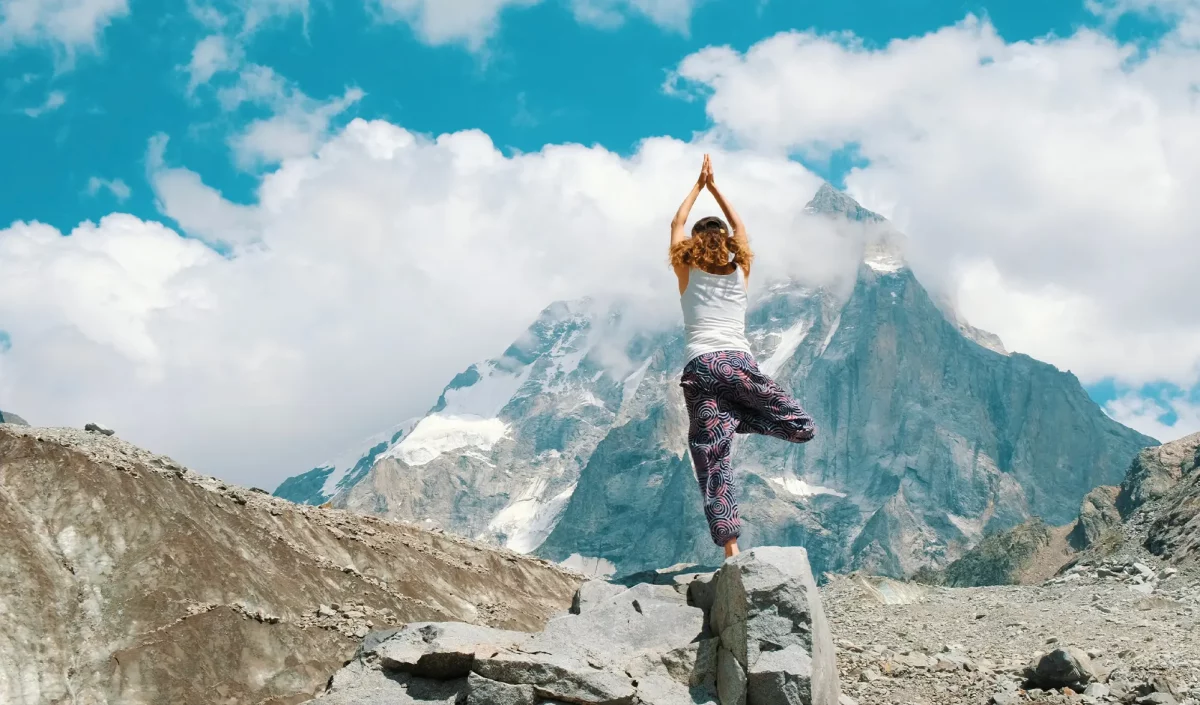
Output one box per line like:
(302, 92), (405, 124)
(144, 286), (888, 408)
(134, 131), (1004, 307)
(276, 185), (1155, 579)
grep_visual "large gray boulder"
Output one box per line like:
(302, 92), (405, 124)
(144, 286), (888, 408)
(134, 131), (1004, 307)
(373, 622), (530, 679)
(710, 547), (839, 705)
(1024, 647), (1096, 689)
(319, 578), (715, 704)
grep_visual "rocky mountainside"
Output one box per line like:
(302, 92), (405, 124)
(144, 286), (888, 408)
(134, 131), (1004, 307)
(919, 432), (1200, 589)
(0, 424), (580, 705)
(275, 184), (1155, 580)
(0, 409), (28, 425)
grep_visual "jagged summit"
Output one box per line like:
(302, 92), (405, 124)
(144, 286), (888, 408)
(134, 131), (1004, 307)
(803, 183), (907, 275)
(803, 183), (886, 223)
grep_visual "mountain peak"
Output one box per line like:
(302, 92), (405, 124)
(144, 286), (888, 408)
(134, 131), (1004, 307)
(804, 183), (885, 224)
(0, 410), (28, 426)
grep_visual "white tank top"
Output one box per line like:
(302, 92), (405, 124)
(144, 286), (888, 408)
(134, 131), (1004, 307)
(681, 267), (752, 364)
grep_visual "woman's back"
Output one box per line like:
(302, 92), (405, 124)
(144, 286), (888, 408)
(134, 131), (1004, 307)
(681, 267), (752, 363)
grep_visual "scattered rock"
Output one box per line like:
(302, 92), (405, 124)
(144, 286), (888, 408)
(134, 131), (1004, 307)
(84, 422), (115, 436)
(1025, 647), (1096, 689)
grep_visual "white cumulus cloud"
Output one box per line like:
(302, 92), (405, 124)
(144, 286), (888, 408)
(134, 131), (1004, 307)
(373, 0), (702, 49)
(216, 64), (365, 169)
(1106, 393), (1200, 443)
(0, 0), (129, 58)
(570, 0), (701, 32)
(21, 88), (65, 116)
(184, 34), (241, 93)
(86, 176), (131, 201)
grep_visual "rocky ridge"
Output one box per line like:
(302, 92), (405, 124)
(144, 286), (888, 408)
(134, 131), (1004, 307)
(910, 433), (1199, 591)
(0, 424), (580, 705)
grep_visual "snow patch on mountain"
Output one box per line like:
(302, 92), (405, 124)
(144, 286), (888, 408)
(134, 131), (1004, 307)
(769, 475), (847, 498)
(386, 415), (509, 467)
(320, 420), (416, 498)
(622, 357), (653, 402)
(817, 315), (842, 357)
(947, 512), (984, 540)
(445, 360), (535, 417)
(759, 317), (813, 376)
(487, 479), (577, 554)
(865, 252), (904, 274)
(559, 553), (617, 579)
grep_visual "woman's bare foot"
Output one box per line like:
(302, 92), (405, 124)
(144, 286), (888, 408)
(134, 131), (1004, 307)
(724, 539), (740, 559)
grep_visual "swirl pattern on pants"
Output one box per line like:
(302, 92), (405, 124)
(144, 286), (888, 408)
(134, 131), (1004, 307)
(680, 350), (817, 546)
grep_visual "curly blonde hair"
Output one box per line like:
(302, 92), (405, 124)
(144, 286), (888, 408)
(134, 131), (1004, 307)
(669, 216), (754, 273)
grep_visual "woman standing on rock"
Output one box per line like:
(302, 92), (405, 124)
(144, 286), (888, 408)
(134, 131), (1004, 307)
(670, 154), (817, 559)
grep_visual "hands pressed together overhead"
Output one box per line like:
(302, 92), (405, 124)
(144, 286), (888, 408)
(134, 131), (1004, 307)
(698, 154), (715, 189)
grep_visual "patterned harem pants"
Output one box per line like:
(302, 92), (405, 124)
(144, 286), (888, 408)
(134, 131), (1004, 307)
(680, 350), (817, 547)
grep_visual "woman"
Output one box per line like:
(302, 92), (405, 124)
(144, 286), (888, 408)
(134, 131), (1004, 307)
(670, 154), (817, 559)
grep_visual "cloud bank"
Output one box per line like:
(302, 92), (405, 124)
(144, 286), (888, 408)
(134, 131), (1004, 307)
(0, 123), (818, 487)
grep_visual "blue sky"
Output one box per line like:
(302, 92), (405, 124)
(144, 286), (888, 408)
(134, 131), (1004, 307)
(2, 0), (1197, 484)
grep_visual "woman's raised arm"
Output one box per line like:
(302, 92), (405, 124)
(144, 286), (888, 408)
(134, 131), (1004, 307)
(671, 154), (710, 250)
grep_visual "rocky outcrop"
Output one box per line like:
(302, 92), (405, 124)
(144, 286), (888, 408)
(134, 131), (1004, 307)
(1143, 434), (1200, 563)
(937, 520), (1054, 587)
(1117, 433), (1200, 517)
(315, 547), (839, 705)
(0, 409), (28, 425)
(711, 547), (840, 705)
(0, 425), (580, 705)
(1068, 485), (1122, 551)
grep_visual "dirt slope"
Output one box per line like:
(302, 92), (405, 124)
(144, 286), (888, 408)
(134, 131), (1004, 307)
(0, 425), (581, 705)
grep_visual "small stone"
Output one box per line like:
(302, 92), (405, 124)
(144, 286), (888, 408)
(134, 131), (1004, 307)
(1136, 694), (1178, 705)
(84, 422), (115, 436)
(1083, 683), (1109, 698)
(318, 604), (336, 618)
(1147, 676), (1184, 698)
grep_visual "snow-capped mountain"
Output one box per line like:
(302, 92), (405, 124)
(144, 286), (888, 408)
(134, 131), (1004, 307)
(276, 184), (1154, 578)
